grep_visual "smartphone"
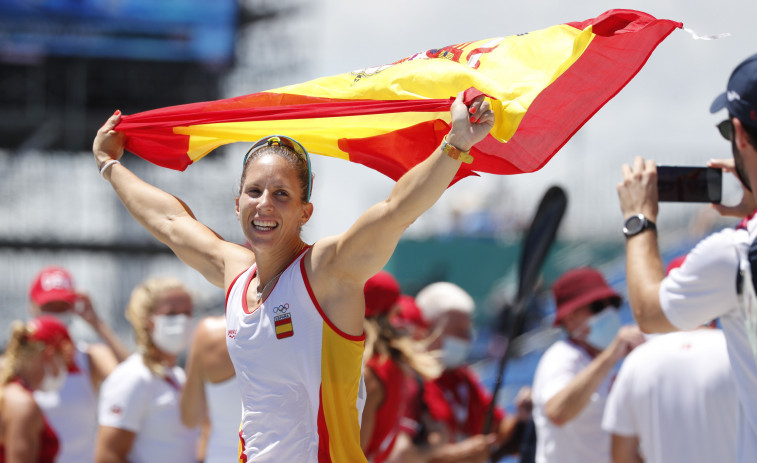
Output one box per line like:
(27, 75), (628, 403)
(657, 166), (722, 204)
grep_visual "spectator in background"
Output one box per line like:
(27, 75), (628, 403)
(0, 316), (76, 463)
(180, 315), (240, 463)
(617, 52), (757, 460)
(602, 256), (739, 463)
(95, 276), (198, 463)
(531, 267), (644, 463)
(29, 266), (129, 463)
(391, 294), (431, 341)
(361, 271), (442, 463)
(402, 281), (531, 462)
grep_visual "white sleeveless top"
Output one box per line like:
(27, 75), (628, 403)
(225, 247), (367, 462)
(35, 343), (97, 463)
(204, 376), (242, 463)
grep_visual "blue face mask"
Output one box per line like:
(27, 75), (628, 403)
(584, 308), (621, 350)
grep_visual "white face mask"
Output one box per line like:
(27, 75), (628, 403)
(151, 314), (191, 355)
(583, 308), (622, 350)
(39, 358), (67, 392)
(441, 336), (472, 368)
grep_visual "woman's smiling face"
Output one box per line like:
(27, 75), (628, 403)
(236, 154), (312, 250)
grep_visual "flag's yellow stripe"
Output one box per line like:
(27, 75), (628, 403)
(178, 111), (451, 162)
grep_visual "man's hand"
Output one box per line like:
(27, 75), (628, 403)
(708, 158), (757, 218)
(618, 156), (659, 221)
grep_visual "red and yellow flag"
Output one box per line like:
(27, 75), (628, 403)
(116, 9), (681, 183)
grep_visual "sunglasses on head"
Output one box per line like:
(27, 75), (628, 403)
(717, 119), (734, 141)
(243, 135), (312, 202)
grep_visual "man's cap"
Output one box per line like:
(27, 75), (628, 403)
(364, 271), (401, 318)
(710, 53), (757, 126)
(29, 266), (77, 307)
(28, 316), (79, 372)
(552, 267), (621, 326)
(415, 282), (474, 324)
(391, 294), (429, 329)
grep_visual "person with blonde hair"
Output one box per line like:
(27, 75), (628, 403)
(29, 266), (129, 463)
(95, 277), (198, 463)
(0, 316), (76, 463)
(361, 271), (441, 463)
(92, 90), (493, 462)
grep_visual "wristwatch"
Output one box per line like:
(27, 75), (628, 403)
(623, 214), (656, 238)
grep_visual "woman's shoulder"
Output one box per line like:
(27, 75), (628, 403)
(2, 382), (41, 420)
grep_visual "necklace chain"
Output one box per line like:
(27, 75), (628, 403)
(254, 242), (307, 303)
(255, 266), (286, 303)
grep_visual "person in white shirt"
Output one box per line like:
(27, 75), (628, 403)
(617, 52), (757, 460)
(95, 277), (198, 463)
(28, 266), (129, 463)
(532, 267), (643, 463)
(602, 328), (738, 463)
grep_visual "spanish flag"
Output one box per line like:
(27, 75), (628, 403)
(116, 9), (681, 183)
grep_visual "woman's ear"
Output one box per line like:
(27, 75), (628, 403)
(300, 202), (314, 226)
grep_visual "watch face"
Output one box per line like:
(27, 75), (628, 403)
(624, 215), (643, 235)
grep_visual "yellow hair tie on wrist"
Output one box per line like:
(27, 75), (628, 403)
(441, 136), (473, 164)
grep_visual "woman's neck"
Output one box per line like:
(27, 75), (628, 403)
(253, 239), (307, 286)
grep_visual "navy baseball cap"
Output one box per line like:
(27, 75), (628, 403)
(710, 53), (757, 126)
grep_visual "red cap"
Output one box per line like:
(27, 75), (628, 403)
(391, 294), (429, 329)
(666, 255), (687, 275)
(364, 271), (401, 318)
(552, 267), (621, 326)
(29, 266), (77, 307)
(28, 316), (79, 372)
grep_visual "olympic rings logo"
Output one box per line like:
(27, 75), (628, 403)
(272, 303), (290, 314)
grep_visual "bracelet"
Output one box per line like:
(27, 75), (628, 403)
(441, 136), (474, 164)
(98, 159), (120, 177)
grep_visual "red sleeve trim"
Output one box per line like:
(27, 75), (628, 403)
(300, 255), (366, 342)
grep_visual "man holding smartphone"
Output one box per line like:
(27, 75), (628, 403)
(616, 52), (757, 460)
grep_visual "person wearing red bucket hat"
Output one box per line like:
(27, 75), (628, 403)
(28, 267), (129, 463)
(361, 271), (441, 463)
(618, 52), (757, 460)
(532, 267), (644, 463)
(0, 316), (77, 462)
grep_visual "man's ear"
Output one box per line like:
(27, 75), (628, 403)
(734, 118), (753, 151)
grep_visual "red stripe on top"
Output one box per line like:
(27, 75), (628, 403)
(225, 268), (248, 316)
(300, 257), (366, 342)
(317, 385), (332, 463)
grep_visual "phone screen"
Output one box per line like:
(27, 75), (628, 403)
(657, 166), (722, 204)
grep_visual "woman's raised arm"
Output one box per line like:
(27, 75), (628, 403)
(93, 112), (253, 288)
(313, 91), (494, 284)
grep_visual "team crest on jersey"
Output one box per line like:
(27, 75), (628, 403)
(272, 303), (294, 339)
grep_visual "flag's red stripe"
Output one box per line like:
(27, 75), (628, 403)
(317, 385), (332, 463)
(117, 97), (453, 130)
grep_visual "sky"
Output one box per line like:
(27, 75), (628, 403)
(262, 0), (757, 244)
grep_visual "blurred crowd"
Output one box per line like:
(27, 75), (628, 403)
(2, 50), (757, 463)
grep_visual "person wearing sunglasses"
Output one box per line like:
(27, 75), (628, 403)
(92, 91), (493, 462)
(617, 52), (757, 460)
(531, 267), (644, 463)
